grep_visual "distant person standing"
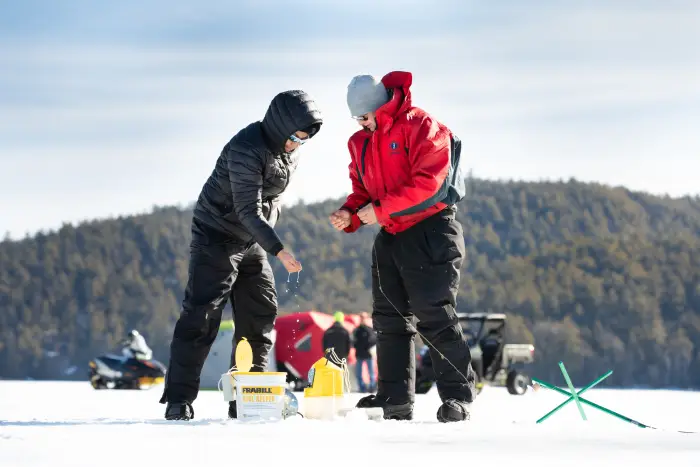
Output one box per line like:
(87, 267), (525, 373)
(352, 312), (377, 392)
(322, 311), (352, 361)
(160, 90), (323, 421)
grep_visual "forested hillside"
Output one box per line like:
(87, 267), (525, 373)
(2, 178), (700, 388)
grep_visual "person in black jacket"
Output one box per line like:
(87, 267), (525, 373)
(352, 312), (377, 392)
(322, 311), (352, 361)
(160, 90), (323, 421)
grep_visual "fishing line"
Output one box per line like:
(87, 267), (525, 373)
(372, 242), (473, 387)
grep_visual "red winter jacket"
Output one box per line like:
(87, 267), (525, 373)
(340, 71), (457, 235)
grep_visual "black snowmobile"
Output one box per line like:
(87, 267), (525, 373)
(89, 353), (166, 390)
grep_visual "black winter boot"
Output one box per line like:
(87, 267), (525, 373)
(356, 394), (413, 421)
(437, 399), (470, 422)
(165, 402), (194, 421)
(228, 401), (237, 419)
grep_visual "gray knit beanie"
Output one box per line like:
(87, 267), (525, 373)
(346, 75), (390, 117)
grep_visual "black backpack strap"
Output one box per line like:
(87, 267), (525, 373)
(354, 138), (369, 186)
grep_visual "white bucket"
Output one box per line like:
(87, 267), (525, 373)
(230, 372), (288, 422)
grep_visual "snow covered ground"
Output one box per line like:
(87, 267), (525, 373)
(1, 380), (699, 466)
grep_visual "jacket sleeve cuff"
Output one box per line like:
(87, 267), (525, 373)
(343, 213), (363, 233)
(268, 242), (284, 257)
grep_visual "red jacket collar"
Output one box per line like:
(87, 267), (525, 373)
(375, 71), (413, 133)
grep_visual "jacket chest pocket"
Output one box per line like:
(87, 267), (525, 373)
(380, 133), (409, 186)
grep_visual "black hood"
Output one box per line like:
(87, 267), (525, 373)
(260, 90), (323, 154)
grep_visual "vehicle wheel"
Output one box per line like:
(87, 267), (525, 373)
(506, 370), (529, 395)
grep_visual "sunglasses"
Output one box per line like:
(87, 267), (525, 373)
(288, 134), (308, 145)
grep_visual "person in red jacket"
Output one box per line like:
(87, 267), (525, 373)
(329, 71), (477, 423)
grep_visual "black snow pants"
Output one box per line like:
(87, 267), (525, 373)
(159, 218), (278, 405)
(372, 207), (476, 405)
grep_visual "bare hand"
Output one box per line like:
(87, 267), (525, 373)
(357, 204), (378, 225)
(277, 249), (302, 273)
(329, 209), (352, 230)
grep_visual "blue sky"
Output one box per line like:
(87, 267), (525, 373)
(1, 0), (699, 239)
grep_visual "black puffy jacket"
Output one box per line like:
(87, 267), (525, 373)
(322, 322), (352, 360)
(192, 90), (323, 256)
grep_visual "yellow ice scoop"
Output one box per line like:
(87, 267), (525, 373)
(235, 337), (253, 372)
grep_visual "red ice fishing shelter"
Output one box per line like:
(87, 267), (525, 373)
(274, 310), (377, 388)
